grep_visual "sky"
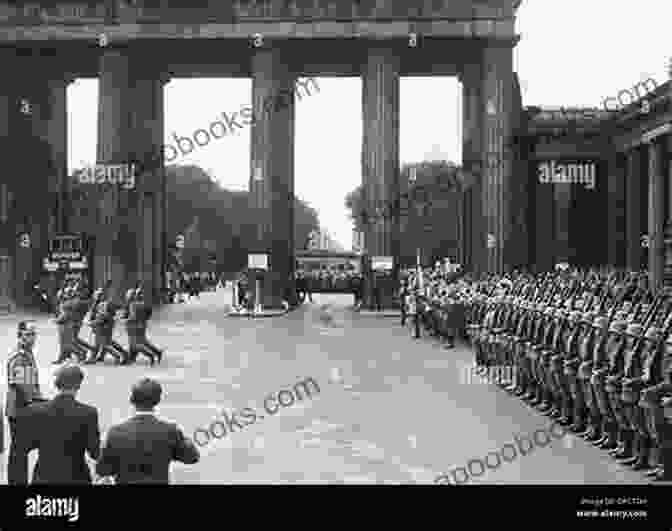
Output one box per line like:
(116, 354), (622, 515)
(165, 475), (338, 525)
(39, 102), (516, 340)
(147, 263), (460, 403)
(67, 0), (672, 250)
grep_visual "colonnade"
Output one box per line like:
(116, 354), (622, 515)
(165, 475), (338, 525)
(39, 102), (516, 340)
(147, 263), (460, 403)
(609, 132), (672, 290)
(0, 37), (517, 307)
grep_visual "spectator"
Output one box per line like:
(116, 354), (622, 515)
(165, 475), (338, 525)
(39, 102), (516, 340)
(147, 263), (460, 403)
(96, 378), (199, 484)
(13, 364), (100, 484)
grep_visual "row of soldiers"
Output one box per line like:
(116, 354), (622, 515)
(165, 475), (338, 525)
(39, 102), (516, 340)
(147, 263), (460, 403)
(53, 279), (163, 366)
(467, 269), (672, 481)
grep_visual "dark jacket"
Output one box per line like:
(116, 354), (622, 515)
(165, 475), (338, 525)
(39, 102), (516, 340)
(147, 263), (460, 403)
(13, 394), (100, 484)
(96, 414), (199, 484)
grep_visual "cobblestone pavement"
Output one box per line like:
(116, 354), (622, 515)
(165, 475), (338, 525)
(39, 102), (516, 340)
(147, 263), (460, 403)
(0, 288), (649, 484)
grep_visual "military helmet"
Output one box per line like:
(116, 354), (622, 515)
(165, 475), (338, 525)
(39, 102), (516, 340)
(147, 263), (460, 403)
(582, 311), (596, 323)
(621, 302), (633, 313)
(609, 320), (627, 333)
(645, 327), (662, 341)
(626, 323), (644, 336)
(93, 287), (104, 298)
(593, 316), (609, 329)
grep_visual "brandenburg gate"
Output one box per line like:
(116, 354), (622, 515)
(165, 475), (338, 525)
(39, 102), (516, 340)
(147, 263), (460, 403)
(0, 1), (521, 307)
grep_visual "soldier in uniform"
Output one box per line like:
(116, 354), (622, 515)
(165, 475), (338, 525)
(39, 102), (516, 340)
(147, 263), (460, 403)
(126, 285), (163, 365)
(71, 282), (97, 361)
(53, 285), (88, 364)
(5, 321), (46, 484)
(86, 294), (126, 365)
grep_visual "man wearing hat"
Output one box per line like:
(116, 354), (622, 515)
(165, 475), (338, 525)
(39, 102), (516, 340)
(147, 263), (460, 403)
(10, 364), (101, 484)
(96, 378), (199, 483)
(5, 320), (45, 484)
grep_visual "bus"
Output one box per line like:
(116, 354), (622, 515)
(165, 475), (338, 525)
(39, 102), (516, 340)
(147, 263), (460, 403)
(295, 250), (362, 293)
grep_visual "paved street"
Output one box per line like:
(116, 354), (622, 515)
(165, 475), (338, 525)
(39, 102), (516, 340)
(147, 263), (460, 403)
(0, 288), (648, 484)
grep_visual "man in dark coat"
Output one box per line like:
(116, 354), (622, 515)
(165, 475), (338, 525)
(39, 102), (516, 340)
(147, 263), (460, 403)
(12, 364), (100, 484)
(96, 378), (199, 484)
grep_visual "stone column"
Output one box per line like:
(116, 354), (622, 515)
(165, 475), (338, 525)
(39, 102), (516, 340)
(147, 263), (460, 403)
(250, 45), (295, 309)
(481, 41), (515, 273)
(648, 138), (665, 290)
(460, 60), (483, 273)
(607, 153), (627, 267)
(0, 48), (17, 309)
(7, 53), (64, 306)
(554, 179), (572, 265)
(362, 46), (400, 308)
(666, 135), (672, 279)
(97, 46), (144, 298)
(625, 148), (643, 270)
(131, 68), (168, 305)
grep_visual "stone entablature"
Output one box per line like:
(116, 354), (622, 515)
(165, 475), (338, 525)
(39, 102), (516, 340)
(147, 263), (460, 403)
(0, 1), (519, 24)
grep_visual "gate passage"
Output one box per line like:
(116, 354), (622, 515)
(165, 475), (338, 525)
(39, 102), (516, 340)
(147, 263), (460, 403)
(295, 250), (362, 293)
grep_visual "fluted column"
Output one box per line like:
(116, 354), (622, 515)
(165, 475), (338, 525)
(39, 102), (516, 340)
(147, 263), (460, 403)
(361, 46), (400, 261)
(0, 48), (17, 308)
(97, 46), (148, 298)
(648, 138), (665, 289)
(460, 61), (483, 273)
(481, 41), (515, 274)
(250, 44), (295, 308)
(625, 148), (643, 270)
(131, 67), (168, 305)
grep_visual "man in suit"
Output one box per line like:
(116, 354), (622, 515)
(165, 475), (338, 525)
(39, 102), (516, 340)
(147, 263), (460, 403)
(12, 364), (100, 484)
(96, 378), (199, 484)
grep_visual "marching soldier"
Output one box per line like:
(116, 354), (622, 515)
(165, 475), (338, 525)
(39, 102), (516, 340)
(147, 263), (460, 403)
(53, 285), (87, 364)
(71, 282), (97, 361)
(126, 284), (163, 365)
(86, 288), (128, 365)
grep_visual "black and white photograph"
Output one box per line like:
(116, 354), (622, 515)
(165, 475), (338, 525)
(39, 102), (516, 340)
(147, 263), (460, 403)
(0, 0), (668, 526)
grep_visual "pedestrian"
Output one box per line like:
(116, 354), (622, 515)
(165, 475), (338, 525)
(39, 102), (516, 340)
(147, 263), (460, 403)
(12, 364), (100, 484)
(96, 378), (200, 483)
(410, 291), (422, 339)
(399, 279), (409, 326)
(6, 321), (46, 484)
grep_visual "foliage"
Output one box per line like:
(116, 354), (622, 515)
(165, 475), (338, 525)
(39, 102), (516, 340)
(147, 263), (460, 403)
(345, 160), (473, 230)
(166, 164), (320, 272)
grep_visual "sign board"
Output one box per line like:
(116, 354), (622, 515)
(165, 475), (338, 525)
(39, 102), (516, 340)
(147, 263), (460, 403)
(248, 253), (268, 270)
(371, 256), (393, 271)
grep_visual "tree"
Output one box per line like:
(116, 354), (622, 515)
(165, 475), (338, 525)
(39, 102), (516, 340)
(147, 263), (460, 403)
(165, 164), (320, 272)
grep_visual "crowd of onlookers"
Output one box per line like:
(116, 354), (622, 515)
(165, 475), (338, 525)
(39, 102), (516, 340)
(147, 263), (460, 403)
(398, 262), (470, 346)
